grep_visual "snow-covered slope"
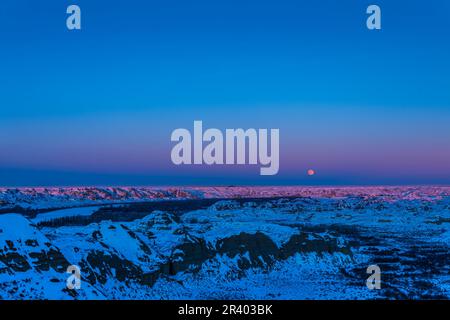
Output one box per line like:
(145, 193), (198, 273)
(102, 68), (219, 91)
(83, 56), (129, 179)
(0, 214), (102, 299)
(0, 186), (449, 299)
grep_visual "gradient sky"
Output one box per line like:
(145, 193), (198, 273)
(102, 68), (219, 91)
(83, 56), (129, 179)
(0, 0), (449, 186)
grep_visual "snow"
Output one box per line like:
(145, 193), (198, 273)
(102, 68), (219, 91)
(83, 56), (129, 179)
(0, 186), (449, 299)
(97, 222), (147, 265)
(148, 252), (377, 300)
(32, 206), (100, 224)
(0, 214), (38, 240)
(182, 207), (300, 247)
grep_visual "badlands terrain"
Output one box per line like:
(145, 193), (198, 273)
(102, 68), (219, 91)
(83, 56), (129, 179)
(0, 186), (449, 299)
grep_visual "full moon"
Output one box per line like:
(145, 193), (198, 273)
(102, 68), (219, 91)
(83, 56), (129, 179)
(307, 169), (315, 176)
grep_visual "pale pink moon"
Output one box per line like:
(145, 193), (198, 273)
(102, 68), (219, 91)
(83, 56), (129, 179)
(307, 169), (315, 176)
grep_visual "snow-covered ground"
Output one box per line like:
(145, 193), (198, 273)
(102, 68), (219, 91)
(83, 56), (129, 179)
(32, 207), (100, 224)
(0, 186), (449, 300)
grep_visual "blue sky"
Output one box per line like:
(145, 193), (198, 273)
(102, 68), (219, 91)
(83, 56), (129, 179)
(0, 0), (449, 186)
